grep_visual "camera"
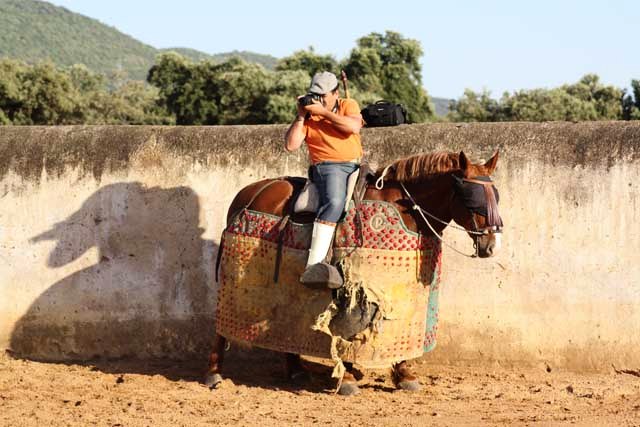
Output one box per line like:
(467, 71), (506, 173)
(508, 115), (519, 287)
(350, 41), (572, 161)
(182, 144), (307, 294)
(298, 93), (321, 107)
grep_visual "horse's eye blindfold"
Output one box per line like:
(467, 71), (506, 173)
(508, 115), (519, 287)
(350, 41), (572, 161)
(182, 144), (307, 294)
(453, 175), (500, 217)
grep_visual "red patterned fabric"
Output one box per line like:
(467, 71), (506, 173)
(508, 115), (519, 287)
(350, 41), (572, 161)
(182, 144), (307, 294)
(227, 201), (439, 252)
(220, 200), (444, 361)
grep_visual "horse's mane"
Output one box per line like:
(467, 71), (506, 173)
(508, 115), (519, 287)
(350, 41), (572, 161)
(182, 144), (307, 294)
(376, 151), (460, 183)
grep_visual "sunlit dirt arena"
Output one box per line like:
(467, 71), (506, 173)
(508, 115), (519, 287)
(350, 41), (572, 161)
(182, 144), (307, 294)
(0, 349), (640, 426)
(1, 349), (638, 427)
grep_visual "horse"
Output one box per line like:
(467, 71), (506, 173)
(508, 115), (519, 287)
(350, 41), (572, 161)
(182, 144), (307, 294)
(204, 150), (503, 395)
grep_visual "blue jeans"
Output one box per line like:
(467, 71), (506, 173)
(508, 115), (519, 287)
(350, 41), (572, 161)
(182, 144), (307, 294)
(311, 162), (359, 223)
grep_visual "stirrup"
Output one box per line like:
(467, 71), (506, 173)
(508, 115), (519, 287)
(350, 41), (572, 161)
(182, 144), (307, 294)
(300, 262), (344, 290)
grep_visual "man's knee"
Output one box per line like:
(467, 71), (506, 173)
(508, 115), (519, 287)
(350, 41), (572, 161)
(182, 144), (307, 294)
(318, 197), (345, 223)
(327, 197), (345, 211)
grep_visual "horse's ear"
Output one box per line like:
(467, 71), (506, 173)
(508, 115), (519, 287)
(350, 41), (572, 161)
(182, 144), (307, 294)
(459, 151), (471, 177)
(484, 150), (499, 175)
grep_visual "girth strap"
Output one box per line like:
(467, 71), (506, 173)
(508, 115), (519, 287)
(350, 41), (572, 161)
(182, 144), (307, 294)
(272, 214), (290, 283)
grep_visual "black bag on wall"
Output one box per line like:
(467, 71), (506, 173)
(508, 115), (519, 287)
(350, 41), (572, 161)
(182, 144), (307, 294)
(361, 100), (408, 127)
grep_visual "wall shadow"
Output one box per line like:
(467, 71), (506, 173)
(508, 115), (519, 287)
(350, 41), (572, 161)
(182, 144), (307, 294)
(9, 182), (218, 375)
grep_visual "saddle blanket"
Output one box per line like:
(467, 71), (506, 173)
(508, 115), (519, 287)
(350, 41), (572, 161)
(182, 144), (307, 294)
(216, 200), (442, 368)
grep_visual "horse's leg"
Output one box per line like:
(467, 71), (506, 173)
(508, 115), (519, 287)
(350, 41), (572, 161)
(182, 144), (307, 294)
(392, 360), (422, 391)
(337, 362), (361, 396)
(203, 334), (226, 390)
(284, 353), (311, 384)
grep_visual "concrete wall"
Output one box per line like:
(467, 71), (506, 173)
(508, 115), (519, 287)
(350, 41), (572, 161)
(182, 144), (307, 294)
(1, 122), (639, 371)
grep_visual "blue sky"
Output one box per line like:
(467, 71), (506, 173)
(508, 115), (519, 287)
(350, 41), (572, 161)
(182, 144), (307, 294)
(47, 0), (639, 98)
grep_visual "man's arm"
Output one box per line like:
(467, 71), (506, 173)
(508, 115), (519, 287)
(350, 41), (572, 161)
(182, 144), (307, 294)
(305, 102), (362, 135)
(322, 110), (363, 135)
(284, 99), (307, 152)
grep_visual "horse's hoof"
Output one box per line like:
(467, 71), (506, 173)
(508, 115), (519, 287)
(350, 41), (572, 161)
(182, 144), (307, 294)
(300, 262), (343, 289)
(397, 380), (422, 392)
(337, 382), (361, 396)
(204, 373), (223, 390)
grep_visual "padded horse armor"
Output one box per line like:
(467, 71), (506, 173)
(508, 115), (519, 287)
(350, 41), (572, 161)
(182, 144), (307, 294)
(215, 200), (443, 369)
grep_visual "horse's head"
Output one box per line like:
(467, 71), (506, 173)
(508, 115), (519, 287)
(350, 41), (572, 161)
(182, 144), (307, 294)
(450, 151), (503, 258)
(376, 150), (503, 258)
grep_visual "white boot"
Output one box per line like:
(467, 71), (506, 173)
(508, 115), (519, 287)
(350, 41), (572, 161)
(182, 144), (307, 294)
(306, 221), (336, 266)
(300, 221), (343, 289)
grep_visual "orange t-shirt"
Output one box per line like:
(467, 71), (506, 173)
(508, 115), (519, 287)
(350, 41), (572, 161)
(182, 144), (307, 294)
(302, 98), (363, 164)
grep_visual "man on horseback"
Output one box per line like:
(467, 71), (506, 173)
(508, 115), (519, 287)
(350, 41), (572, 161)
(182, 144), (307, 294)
(284, 71), (363, 286)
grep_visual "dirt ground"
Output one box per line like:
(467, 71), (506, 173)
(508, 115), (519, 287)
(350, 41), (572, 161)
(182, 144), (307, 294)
(1, 349), (639, 427)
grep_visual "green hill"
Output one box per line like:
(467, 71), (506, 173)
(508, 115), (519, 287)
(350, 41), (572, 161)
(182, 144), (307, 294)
(158, 48), (216, 64)
(215, 50), (277, 70)
(0, 0), (277, 80)
(159, 48), (277, 70)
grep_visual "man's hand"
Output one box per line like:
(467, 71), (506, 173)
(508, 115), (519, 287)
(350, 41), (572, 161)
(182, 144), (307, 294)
(295, 96), (308, 118)
(305, 99), (361, 135)
(285, 96), (308, 152)
(303, 99), (327, 118)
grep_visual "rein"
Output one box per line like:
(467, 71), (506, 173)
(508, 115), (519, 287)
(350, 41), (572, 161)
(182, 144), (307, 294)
(392, 175), (502, 258)
(398, 182), (480, 258)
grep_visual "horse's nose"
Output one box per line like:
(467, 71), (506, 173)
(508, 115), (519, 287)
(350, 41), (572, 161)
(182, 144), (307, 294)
(483, 233), (501, 257)
(486, 243), (494, 256)
(491, 232), (501, 254)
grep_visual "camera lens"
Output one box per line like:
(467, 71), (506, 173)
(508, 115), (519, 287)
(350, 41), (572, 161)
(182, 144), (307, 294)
(298, 93), (319, 107)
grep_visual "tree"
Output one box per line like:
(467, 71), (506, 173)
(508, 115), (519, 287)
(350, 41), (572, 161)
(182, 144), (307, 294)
(448, 74), (627, 122)
(275, 48), (338, 78)
(72, 65), (172, 125)
(275, 46), (382, 113)
(149, 54), (306, 125)
(0, 58), (171, 125)
(263, 69), (309, 123)
(504, 88), (594, 121)
(0, 59), (25, 124)
(342, 31), (434, 122)
(8, 61), (78, 125)
(447, 89), (505, 122)
(147, 53), (200, 124)
(562, 74), (622, 120)
(623, 79), (640, 120)
(147, 32), (437, 125)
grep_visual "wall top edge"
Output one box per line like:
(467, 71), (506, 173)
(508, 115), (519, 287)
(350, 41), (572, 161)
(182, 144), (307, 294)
(1, 122), (638, 183)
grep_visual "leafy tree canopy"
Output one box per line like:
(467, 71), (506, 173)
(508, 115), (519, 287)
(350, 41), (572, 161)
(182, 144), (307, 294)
(342, 31), (434, 122)
(148, 54), (308, 125)
(276, 47), (338, 77)
(623, 79), (640, 120)
(0, 58), (172, 125)
(448, 74), (626, 122)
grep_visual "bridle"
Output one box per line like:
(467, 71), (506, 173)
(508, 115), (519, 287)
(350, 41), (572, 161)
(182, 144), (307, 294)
(398, 177), (503, 258)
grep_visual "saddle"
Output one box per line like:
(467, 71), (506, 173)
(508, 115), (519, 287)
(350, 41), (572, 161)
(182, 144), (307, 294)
(274, 163), (372, 284)
(215, 163), (374, 284)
